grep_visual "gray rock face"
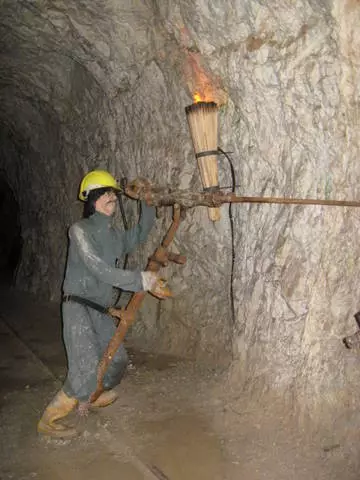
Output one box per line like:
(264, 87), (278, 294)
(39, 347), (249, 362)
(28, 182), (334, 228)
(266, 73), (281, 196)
(1, 0), (360, 420)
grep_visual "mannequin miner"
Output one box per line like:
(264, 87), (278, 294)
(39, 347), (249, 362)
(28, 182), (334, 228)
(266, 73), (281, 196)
(37, 170), (168, 438)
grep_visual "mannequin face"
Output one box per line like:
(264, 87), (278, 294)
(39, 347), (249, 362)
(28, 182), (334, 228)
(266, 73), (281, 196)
(95, 190), (117, 216)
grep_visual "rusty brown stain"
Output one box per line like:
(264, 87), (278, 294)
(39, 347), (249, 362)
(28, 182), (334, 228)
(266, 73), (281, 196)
(246, 24), (308, 53)
(345, 0), (360, 12)
(246, 35), (266, 52)
(299, 24), (308, 37)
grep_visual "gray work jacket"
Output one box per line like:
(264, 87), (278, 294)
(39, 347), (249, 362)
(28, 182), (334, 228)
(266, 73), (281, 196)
(62, 201), (156, 306)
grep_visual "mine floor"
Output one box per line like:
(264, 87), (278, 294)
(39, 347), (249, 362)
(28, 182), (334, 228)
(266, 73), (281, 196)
(0, 283), (359, 480)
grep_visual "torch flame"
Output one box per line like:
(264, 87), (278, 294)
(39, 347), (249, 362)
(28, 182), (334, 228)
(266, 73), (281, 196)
(193, 91), (216, 104)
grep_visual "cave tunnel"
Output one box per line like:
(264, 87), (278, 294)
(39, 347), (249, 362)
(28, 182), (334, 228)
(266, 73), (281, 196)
(0, 173), (22, 283)
(1, 1), (360, 478)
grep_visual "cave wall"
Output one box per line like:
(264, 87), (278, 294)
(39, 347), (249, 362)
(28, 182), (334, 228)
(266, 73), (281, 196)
(1, 0), (360, 418)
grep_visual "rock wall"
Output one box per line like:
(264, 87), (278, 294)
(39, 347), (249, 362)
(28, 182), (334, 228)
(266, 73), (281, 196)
(1, 0), (360, 419)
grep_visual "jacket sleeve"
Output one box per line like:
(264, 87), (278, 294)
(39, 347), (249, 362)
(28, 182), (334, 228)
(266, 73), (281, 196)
(120, 201), (156, 255)
(69, 224), (143, 292)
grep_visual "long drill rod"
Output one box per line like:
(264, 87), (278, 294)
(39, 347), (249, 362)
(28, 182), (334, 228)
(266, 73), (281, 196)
(124, 181), (360, 209)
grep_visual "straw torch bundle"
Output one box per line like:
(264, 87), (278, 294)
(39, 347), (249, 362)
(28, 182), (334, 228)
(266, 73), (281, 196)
(185, 101), (220, 221)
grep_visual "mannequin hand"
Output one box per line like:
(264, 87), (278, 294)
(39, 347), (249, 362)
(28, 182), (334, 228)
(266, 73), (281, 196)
(108, 307), (134, 326)
(149, 277), (173, 300)
(141, 271), (173, 300)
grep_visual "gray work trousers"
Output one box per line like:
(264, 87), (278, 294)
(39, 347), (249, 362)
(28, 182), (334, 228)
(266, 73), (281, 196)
(62, 302), (128, 402)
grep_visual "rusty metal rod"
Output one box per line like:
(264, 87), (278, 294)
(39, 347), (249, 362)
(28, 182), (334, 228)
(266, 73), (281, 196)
(124, 182), (360, 209)
(224, 194), (360, 208)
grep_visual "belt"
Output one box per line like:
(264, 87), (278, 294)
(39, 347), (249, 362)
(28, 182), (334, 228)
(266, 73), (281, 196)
(62, 295), (110, 315)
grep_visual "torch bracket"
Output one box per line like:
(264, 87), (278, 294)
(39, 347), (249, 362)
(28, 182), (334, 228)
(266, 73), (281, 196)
(195, 150), (220, 158)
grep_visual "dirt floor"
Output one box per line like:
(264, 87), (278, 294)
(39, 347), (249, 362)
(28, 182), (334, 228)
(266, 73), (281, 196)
(1, 283), (360, 480)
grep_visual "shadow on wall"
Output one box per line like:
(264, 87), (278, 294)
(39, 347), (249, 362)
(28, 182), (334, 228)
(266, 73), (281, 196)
(0, 173), (23, 285)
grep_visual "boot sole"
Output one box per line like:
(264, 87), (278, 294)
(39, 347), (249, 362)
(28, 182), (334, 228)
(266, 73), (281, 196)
(37, 421), (78, 439)
(90, 397), (117, 409)
(90, 392), (118, 409)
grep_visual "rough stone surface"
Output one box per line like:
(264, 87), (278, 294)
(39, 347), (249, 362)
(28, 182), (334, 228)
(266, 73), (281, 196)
(1, 0), (360, 421)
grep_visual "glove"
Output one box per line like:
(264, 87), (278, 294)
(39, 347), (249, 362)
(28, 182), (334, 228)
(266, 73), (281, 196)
(141, 271), (159, 290)
(141, 271), (173, 300)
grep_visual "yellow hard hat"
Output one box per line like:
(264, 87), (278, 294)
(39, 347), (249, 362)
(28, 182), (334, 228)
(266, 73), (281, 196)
(79, 170), (121, 201)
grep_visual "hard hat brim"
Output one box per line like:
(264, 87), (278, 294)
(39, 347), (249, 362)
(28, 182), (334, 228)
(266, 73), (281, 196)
(79, 184), (121, 202)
